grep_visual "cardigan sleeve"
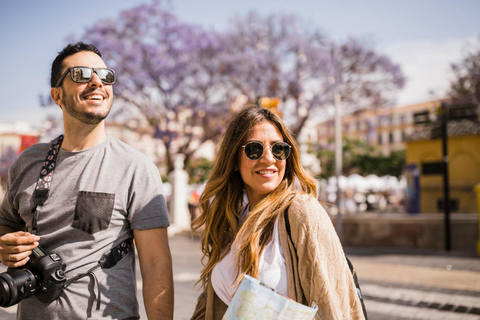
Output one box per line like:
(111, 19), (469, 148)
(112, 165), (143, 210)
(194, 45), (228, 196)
(190, 290), (207, 320)
(288, 195), (365, 320)
(190, 281), (228, 320)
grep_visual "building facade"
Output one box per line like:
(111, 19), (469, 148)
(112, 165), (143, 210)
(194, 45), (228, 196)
(406, 105), (480, 214)
(315, 100), (444, 155)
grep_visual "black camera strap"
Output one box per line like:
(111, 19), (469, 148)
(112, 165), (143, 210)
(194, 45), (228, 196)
(63, 238), (133, 310)
(31, 134), (64, 235)
(31, 135), (134, 309)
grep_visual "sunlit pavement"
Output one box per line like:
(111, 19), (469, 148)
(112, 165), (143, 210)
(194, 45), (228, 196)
(346, 248), (480, 320)
(1, 233), (479, 319)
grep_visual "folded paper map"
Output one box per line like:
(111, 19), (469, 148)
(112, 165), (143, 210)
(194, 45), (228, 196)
(223, 275), (318, 320)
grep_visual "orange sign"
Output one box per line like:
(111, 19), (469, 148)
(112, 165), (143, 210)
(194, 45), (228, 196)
(19, 135), (39, 154)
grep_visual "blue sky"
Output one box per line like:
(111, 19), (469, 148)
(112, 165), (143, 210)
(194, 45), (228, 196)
(1, 0), (479, 125)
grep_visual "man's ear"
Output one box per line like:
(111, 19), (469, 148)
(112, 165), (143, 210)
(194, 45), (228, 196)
(50, 87), (63, 108)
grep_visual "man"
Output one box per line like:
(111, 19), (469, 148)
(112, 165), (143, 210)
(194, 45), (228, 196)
(0, 42), (174, 319)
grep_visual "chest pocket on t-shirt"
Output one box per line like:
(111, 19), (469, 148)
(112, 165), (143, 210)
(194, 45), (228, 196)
(72, 191), (115, 234)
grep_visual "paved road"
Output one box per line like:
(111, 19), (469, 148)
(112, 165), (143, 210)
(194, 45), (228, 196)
(0, 233), (479, 319)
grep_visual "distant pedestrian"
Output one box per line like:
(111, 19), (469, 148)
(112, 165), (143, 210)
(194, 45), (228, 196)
(191, 105), (365, 319)
(188, 189), (201, 221)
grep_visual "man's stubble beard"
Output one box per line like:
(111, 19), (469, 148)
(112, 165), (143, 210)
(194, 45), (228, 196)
(63, 95), (113, 125)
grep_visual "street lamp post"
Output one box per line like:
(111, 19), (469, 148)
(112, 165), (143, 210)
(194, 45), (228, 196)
(330, 43), (344, 242)
(334, 86), (343, 242)
(440, 102), (451, 251)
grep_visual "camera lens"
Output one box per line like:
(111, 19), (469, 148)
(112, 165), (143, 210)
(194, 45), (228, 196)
(0, 268), (39, 307)
(0, 275), (13, 307)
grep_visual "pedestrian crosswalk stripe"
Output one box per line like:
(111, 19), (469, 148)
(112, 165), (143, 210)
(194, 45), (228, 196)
(362, 283), (480, 315)
(366, 300), (480, 320)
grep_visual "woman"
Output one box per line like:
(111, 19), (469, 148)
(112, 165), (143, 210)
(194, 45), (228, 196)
(191, 105), (365, 319)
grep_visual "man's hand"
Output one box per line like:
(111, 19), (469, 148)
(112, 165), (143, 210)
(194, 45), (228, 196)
(0, 231), (40, 267)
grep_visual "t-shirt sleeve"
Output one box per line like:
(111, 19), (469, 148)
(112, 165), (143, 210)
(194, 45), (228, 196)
(0, 161), (29, 231)
(127, 157), (170, 230)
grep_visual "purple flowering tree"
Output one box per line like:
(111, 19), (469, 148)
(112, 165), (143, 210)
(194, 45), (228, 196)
(448, 36), (480, 104)
(219, 12), (304, 100)
(328, 37), (406, 110)
(73, 3), (405, 173)
(223, 12), (405, 137)
(78, 1), (233, 172)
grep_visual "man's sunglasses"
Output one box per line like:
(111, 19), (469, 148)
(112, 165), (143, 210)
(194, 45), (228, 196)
(55, 66), (116, 87)
(241, 141), (291, 161)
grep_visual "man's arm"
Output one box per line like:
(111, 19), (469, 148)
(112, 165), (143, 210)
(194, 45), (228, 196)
(134, 227), (174, 319)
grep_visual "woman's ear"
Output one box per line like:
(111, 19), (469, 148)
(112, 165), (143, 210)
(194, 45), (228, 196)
(50, 87), (63, 108)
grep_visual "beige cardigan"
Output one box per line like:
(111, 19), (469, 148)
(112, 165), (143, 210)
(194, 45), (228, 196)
(191, 194), (365, 320)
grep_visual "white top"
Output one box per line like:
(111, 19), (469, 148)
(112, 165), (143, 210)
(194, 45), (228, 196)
(211, 214), (288, 305)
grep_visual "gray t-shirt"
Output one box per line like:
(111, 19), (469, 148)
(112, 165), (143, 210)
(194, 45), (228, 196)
(0, 135), (170, 319)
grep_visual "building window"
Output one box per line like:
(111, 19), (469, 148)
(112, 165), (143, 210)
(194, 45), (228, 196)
(377, 134), (382, 145)
(389, 132), (393, 144)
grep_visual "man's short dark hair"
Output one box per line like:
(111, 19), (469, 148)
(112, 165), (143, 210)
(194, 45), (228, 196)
(50, 42), (102, 88)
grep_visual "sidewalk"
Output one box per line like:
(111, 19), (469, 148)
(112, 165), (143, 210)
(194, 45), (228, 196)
(0, 233), (478, 319)
(172, 233), (480, 319)
(345, 247), (480, 319)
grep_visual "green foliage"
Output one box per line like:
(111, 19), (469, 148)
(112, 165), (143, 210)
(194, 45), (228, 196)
(313, 138), (405, 178)
(354, 150), (406, 177)
(185, 158), (214, 184)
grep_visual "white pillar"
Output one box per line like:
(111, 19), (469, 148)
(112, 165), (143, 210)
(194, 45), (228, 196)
(168, 154), (190, 233)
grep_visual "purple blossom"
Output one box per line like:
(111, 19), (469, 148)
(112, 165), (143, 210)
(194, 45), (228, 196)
(70, 2), (406, 171)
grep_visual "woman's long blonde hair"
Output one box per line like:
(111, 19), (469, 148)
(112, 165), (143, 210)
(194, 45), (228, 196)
(192, 105), (317, 290)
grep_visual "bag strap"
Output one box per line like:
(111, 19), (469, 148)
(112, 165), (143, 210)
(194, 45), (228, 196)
(284, 207), (292, 239)
(346, 257), (368, 319)
(283, 207), (368, 319)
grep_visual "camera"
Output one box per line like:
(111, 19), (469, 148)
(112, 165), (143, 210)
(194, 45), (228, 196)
(0, 246), (66, 307)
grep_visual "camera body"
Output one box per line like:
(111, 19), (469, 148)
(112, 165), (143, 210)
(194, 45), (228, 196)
(0, 246), (66, 307)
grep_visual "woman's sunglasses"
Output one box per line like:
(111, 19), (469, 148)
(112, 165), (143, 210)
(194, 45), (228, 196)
(241, 141), (291, 161)
(55, 66), (116, 87)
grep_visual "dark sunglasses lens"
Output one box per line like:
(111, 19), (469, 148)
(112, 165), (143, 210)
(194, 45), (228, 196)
(272, 143), (290, 160)
(244, 142), (264, 160)
(71, 67), (92, 83)
(96, 68), (115, 84)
